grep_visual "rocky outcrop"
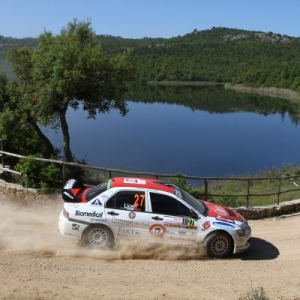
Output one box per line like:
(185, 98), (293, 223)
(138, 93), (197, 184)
(235, 199), (300, 219)
(223, 32), (293, 43)
(0, 179), (61, 206)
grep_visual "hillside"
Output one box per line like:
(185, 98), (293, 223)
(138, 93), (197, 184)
(1, 27), (300, 93)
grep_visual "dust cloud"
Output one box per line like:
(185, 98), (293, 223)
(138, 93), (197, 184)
(0, 198), (205, 261)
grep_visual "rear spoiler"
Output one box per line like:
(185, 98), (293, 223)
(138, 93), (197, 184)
(62, 179), (86, 202)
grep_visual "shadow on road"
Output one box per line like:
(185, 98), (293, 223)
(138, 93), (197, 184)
(234, 237), (279, 260)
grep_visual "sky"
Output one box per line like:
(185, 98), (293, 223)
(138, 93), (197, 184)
(1, 0), (300, 39)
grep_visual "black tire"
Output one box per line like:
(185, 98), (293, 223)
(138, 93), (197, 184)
(82, 225), (114, 249)
(205, 232), (233, 258)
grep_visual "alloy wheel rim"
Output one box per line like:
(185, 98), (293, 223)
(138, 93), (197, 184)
(211, 236), (229, 255)
(88, 228), (107, 246)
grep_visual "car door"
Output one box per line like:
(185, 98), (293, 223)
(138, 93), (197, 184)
(104, 189), (149, 241)
(147, 191), (199, 246)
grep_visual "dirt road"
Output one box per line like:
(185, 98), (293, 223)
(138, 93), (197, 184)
(0, 197), (300, 300)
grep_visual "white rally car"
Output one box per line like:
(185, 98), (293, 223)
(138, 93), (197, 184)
(58, 177), (251, 258)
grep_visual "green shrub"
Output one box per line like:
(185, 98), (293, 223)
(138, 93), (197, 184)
(15, 155), (62, 193)
(210, 194), (244, 207)
(241, 287), (269, 300)
(169, 175), (189, 190)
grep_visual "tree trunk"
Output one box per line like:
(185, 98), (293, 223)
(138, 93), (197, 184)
(30, 120), (57, 158)
(60, 109), (73, 162)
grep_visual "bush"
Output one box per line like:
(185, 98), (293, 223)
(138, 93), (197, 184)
(210, 194), (244, 207)
(169, 175), (189, 190)
(241, 287), (269, 300)
(15, 155), (62, 193)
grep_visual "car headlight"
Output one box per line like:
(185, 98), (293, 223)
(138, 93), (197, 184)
(237, 225), (251, 237)
(236, 229), (246, 237)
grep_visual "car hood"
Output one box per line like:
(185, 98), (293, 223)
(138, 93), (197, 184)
(203, 201), (244, 222)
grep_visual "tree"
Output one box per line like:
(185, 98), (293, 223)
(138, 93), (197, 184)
(4, 48), (57, 158)
(7, 19), (134, 162)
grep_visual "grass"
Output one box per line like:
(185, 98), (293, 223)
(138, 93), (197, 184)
(240, 287), (269, 300)
(169, 164), (300, 207)
(9, 159), (299, 208)
(83, 164), (300, 208)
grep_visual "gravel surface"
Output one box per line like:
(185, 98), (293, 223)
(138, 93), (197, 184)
(0, 197), (300, 300)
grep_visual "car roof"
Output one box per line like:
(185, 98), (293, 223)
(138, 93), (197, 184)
(109, 177), (176, 194)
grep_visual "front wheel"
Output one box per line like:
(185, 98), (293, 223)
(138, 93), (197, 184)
(205, 232), (233, 258)
(82, 225), (114, 249)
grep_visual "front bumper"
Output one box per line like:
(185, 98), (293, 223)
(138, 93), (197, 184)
(234, 238), (251, 254)
(233, 229), (252, 254)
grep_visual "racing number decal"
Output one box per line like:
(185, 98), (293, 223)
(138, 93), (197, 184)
(133, 194), (145, 207)
(187, 218), (195, 226)
(183, 217), (195, 226)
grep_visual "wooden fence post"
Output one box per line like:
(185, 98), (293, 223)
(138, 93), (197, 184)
(204, 179), (208, 200)
(246, 179), (250, 208)
(277, 178), (281, 205)
(0, 139), (3, 168)
(62, 164), (66, 184)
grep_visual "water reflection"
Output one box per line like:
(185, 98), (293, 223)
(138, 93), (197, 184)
(44, 84), (300, 177)
(126, 84), (300, 124)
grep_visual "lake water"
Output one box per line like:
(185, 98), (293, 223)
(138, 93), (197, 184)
(43, 85), (300, 177)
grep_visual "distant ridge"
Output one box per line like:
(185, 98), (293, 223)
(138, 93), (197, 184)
(1, 27), (300, 94)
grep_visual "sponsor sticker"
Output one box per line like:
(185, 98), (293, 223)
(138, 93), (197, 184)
(63, 191), (74, 199)
(90, 218), (107, 223)
(216, 215), (235, 223)
(72, 223), (80, 231)
(129, 211), (136, 219)
(182, 218), (195, 226)
(149, 224), (167, 237)
(202, 221), (211, 231)
(90, 198), (102, 206)
(75, 210), (103, 217)
(214, 207), (228, 216)
(124, 178), (146, 185)
(163, 217), (183, 224)
(165, 223), (181, 228)
(118, 228), (141, 236)
(64, 179), (76, 189)
(212, 221), (235, 229)
(111, 218), (137, 226)
(182, 225), (197, 230)
(123, 203), (138, 211)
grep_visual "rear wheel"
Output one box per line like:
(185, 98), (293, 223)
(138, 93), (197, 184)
(82, 225), (114, 249)
(205, 232), (233, 258)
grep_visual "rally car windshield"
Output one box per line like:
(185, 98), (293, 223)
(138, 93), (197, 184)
(179, 188), (206, 215)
